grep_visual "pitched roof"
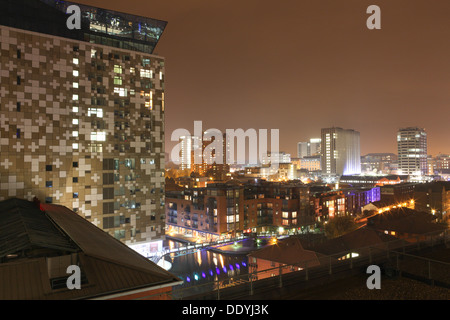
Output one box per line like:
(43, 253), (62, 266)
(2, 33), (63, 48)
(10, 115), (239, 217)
(0, 198), (181, 299)
(248, 237), (322, 267)
(308, 227), (397, 256)
(367, 207), (446, 235)
(0, 198), (78, 259)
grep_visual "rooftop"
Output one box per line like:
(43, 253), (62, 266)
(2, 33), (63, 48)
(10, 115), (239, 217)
(367, 207), (447, 235)
(248, 237), (323, 267)
(0, 198), (181, 299)
(0, 0), (167, 54)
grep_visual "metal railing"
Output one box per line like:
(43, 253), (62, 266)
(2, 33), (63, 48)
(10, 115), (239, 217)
(168, 229), (450, 300)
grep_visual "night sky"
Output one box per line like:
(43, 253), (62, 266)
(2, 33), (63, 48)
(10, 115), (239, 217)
(80, 0), (450, 157)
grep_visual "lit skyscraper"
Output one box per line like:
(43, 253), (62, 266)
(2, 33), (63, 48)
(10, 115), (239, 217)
(297, 138), (321, 158)
(321, 127), (361, 177)
(0, 0), (167, 252)
(397, 127), (428, 176)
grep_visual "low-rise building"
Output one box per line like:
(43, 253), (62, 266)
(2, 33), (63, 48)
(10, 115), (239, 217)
(413, 181), (450, 221)
(247, 237), (322, 280)
(165, 180), (314, 240)
(366, 207), (447, 241)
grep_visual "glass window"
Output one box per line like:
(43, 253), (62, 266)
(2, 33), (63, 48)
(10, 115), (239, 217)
(140, 69), (152, 78)
(88, 108), (103, 117)
(114, 65), (122, 73)
(91, 131), (106, 141)
(114, 76), (122, 85)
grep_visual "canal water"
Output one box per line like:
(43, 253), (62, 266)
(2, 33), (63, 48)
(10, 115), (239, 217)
(162, 239), (254, 298)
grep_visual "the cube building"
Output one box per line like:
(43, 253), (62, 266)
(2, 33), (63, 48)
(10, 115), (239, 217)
(0, 0), (167, 253)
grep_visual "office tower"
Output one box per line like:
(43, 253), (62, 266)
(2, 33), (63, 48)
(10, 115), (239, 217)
(360, 153), (398, 174)
(178, 135), (201, 170)
(297, 138), (321, 158)
(261, 152), (291, 165)
(397, 127), (428, 176)
(321, 127), (361, 177)
(0, 0), (167, 251)
(192, 132), (230, 180)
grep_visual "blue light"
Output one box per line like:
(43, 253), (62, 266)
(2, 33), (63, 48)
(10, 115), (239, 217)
(194, 274), (199, 281)
(202, 272), (206, 278)
(229, 265), (233, 271)
(216, 267), (220, 274)
(223, 266), (227, 273)
(236, 263), (240, 269)
(210, 270), (214, 276)
(242, 262), (247, 267)
(186, 276), (191, 282)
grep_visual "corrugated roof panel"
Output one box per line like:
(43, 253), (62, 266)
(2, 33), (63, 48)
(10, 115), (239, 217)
(0, 198), (79, 258)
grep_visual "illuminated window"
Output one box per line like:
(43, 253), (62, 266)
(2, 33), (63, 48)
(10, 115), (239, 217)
(114, 65), (122, 73)
(88, 143), (103, 153)
(73, 70), (79, 77)
(144, 91), (153, 109)
(140, 69), (152, 78)
(114, 87), (127, 97)
(88, 108), (103, 117)
(72, 131), (79, 137)
(73, 82), (79, 88)
(72, 94), (79, 101)
(72, 143), (79, 149)
(159, 71), (163, 80)
(91, 49), (97, 58)
(130, 67), (135, 74)
(114, 76), (122, 85)
(72, 106), (78, 112)
(72, 119), (79, 125)
(73, 58), (79, 65)
(91, 131), (106, 141)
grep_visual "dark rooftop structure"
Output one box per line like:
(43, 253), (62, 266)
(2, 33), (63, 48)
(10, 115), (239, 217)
(0, 198), (181, 300)
(307, 227), (398, 256)
(366, 207), (447, 236)
(248, 237), (323, 267)
(0, 0), (167, 54)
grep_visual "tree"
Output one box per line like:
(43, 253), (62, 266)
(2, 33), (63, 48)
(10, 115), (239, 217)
(324, 215), (357, 239)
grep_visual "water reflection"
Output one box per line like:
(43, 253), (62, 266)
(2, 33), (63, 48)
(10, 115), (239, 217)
(163, 240), (249, 296)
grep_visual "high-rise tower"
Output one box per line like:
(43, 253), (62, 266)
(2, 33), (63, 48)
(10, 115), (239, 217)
(321, 127), (361, 177)
(0, 0), (167, 252)
(397, 127), (428, 176)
